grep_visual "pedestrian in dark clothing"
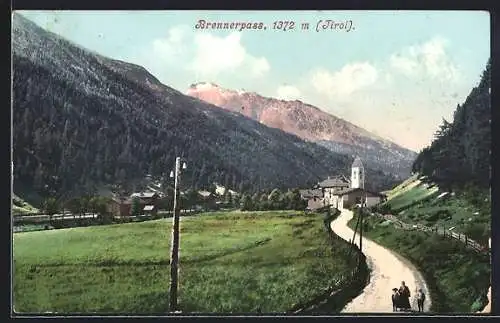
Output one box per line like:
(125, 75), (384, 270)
(392, 288), (400, 312)
(398, 281), (411, 311)
(416, 289), (425, 312)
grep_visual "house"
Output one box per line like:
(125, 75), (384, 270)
(130, 191), (160, 206)
(318, 175), (351, 207)
(215, 184), (238, 196)
(108, 191), (160, 217)
(107, 197), (132, 217)
(299, 189), (323, 199)
(198, 190), (213, 199)
(299, 189), (324, 210)
(333, 187), (386, 209)
(143, 204), (158, 216)
(198, 190), (217, 209)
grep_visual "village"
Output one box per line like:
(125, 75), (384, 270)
(14, 156), (387, 228)
(108, 156), (385, 218)
(300, 157), (386, 211)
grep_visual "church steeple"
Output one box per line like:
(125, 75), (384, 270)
(351, 156), (364, 189)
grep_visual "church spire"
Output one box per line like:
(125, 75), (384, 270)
(351, 156), (365, 189)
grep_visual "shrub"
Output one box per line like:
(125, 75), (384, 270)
(470, 294), (488, 312)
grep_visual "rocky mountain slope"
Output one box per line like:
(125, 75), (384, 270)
(187, 83), (417, 179)
(12, 14), (398, 205)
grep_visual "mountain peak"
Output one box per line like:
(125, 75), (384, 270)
(187, 83), (417, 178)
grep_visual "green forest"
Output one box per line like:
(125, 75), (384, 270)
(412, 58), (491, 196)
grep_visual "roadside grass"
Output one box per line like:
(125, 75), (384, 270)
(14, 210), (357, 314)
(348, 211), (490, 313)
(378, 175), (490, 245)
(383, 173), (421, 200)
(382, 180), (440, 213)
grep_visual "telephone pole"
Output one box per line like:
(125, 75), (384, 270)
(359, 206), (363, 254)
(169, 157), (186, 313)
(359, 192), (367, 255)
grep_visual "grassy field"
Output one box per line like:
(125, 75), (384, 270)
(13, 210), (359, 314)
(348, 210), (490, 313)
(378, 175), (490, 245)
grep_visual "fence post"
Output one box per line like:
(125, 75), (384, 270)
(465, 235), (468, 245)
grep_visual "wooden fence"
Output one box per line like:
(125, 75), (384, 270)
(13, 212), (99, 224)
(14, 209), (199, 226)
(373, 213), (489, 254)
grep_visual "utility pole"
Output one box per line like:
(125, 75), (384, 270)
(359, 192), (367, 255)
(169, 157), (186, 313)
(359, 205), (363, 254)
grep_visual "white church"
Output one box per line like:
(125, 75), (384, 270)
(313, 156), (386, 210)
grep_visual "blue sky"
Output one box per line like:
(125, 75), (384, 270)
(16, 10), (490, 151)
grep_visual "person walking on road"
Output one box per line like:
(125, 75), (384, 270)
(416, 288), (426, 312)
(392, 288), (401, 312)
(398, 281), (411, 311)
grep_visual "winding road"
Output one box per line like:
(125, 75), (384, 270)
(330, 208), (432, 313)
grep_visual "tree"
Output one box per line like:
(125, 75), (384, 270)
(291, 188), (307, 210)
(79, 195), (91, 214)
(93, 196), (110, 216)
(89, 196), (100, 214)
(131, 197), (141, 216)
(259, 193), (269, 210)
(33, 163), (44, 191)
(241, 194), (253, 211)
(250, 192), (259, 211)
(268, 188), (282, 210)
(43, 197), (59, 216)
(185, 189), (199, 209)
(283, 190), (295, 210)
(223, 190), (233, 208)
(208, 183), (217, 195)
(411, 58), (490, 190)
(65, 197), (82, 215)
(158, 196), (173, 211)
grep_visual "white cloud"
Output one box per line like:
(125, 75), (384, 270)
(389, 36), (460, 83)
(276, 85), (302, 100)
(310, 62), (378, 98)
(150, 25), (190, 61)
(251, 57), (271, 77)
(135, 27), (269, 82)
(189, 32), (270, 78)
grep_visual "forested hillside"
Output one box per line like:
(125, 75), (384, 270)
(12, 14), (398, 206)
(412, 59), (491, 191)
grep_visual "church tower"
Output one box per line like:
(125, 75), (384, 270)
(351, 156), (365, 189)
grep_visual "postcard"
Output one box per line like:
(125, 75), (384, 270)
(11, 10), (491, 316)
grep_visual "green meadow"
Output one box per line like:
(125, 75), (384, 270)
(13, 210), (357, 314)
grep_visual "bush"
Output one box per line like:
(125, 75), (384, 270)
(463, 223), (490, 245)
(98, 213), (114, 225)
(470, 294), (488, 312)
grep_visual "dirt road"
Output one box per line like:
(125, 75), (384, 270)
(330, 208), (432, 313)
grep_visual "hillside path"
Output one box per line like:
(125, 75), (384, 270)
(330, 208), (432, 313)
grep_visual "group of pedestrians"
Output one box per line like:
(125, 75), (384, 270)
(391, 281), (426, 312)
